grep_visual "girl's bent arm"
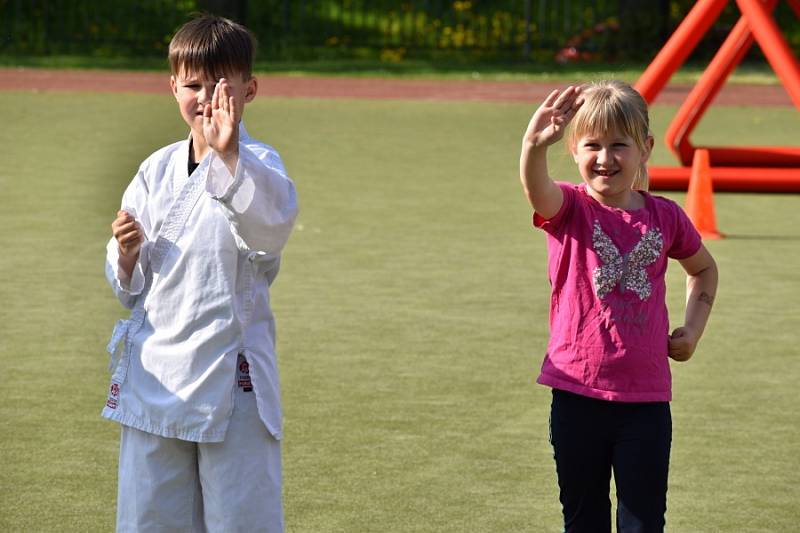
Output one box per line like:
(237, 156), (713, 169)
(669, 245), (718, 361)
(519, 86), (582, 219)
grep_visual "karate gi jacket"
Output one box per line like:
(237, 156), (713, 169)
(103, 124), (298, 442)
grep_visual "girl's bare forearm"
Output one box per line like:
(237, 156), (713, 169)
(520, 142), (562, 217)
(683, 261), (718, 336)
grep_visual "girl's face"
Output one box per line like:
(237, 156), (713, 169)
(571, 129), (653, 208)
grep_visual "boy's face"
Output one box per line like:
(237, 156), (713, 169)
(170, 67), (257, 134)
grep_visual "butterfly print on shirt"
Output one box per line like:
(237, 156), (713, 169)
(591, 221), (663, 301)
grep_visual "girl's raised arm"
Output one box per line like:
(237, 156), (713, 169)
(519, 86), (583, 219)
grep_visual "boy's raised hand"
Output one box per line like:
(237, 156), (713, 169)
(523, 86), (583, 148)
(203, 78), (241, 165)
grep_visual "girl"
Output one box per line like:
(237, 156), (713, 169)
(519, 81), (718, 532)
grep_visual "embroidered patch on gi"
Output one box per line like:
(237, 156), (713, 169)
(106, 382), (120, 409)
(237, 354), (253, 392)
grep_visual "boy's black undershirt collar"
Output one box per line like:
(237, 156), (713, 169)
(188, 138), (199, 176)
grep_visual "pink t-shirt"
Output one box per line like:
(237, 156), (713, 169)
(533, 182), (702, 402)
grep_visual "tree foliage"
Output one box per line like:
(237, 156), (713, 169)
(2, 0), (799, 64)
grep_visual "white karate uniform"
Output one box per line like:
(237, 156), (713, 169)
(104, 124), (297, 531)
(117, 384), (283, 532)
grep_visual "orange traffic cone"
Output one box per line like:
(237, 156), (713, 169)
(685, 149), (723, 240)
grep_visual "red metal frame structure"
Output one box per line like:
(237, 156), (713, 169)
(634, 0), (800, 191)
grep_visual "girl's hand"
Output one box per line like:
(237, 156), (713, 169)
(111, 210), (144, 258)
(668, 326), (699, 362)
(523, 85), (583, 148)
(203, 78), (241, 160)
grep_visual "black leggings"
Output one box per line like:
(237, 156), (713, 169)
(549, 389), (672, 533)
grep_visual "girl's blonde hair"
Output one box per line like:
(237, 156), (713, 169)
(566, 80), (652, 191)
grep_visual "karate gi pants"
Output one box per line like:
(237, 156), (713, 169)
(549, 388), (672, 533)
(116, 384), (283, 533)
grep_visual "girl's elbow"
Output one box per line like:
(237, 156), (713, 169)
(702, 258), (719, 284)
(682, 246), (718, 279)
(687, 264), (718, 294)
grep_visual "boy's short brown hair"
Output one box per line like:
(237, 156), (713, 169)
(169, 14), (256, 80)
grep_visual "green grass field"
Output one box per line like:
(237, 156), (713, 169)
(1, 89), (799, 532)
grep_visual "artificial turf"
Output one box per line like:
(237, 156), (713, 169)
(0, 91), (798, 532)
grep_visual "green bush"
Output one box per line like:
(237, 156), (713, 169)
(2, 0), (799, 64)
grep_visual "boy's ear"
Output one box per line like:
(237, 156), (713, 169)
(169, 75), (178, 97)
(244, 77), (258, 103)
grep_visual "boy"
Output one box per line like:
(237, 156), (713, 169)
(104, 14), (297, 532)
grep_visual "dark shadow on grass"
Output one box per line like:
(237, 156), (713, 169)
(719, 234), (800, 241)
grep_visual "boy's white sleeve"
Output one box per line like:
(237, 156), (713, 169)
(105, 238), (151, 307)
(206, 142), (298, 255)
(105, 166), (152, 309)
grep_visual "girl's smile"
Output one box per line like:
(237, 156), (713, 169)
(593, 168), (620, 178)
